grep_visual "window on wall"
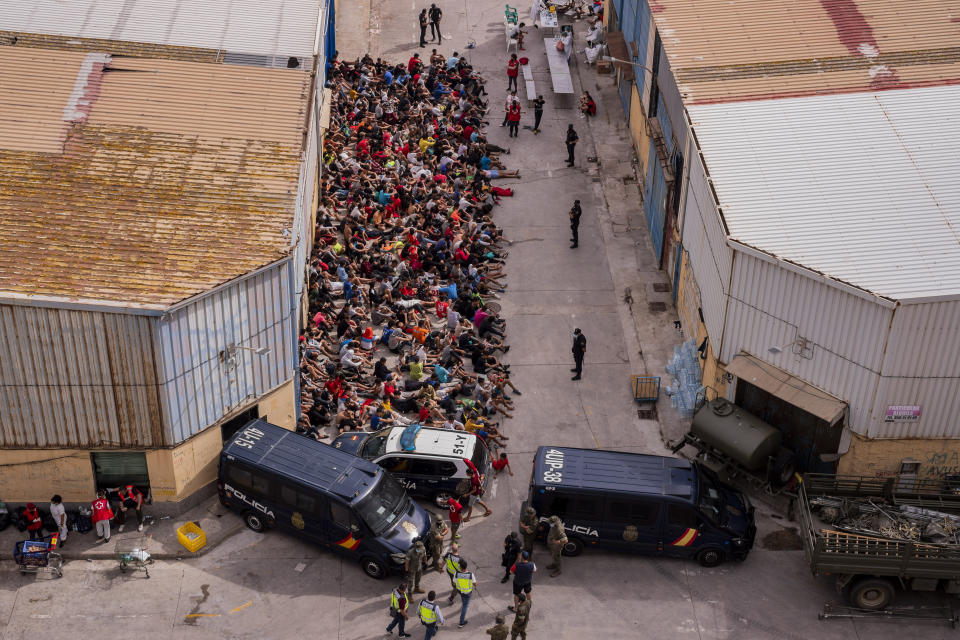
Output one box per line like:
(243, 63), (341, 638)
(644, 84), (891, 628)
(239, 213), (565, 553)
(648, 30), (662, 118)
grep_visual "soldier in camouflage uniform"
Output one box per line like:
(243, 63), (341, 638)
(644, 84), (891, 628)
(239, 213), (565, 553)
(510, 593), (531, 640)
(518, 506), (538, 558)
(426, 515), (448, 572)
(486, 614), (509, 640)
(404, 537), (427, 595)
(545, 515), (567, 577)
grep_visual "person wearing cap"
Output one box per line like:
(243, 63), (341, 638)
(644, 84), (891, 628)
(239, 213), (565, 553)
(571, 327), (586, 380)
(486, 614), (509, 640)
(425, 514), (449, 572)
(510, 592), (532, 640)
(114, 483), (145, 532)
(509, 550), (536, 608)
(387, 580), (412, 637)
(23, 502), (43, 540)
(545, 515), (568, 577)
(519, 506), (538, 557)
(405, 536), (427, 596)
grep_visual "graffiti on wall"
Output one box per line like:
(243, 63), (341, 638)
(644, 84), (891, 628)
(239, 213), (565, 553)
(924, 451), (960, 479)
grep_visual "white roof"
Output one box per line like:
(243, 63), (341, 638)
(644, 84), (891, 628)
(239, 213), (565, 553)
(386, 427), (477, 460)
(688, 85), (960, 302)
(2, 0), (322, 57)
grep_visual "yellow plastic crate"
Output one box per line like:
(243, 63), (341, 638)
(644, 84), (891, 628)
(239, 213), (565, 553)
(177, 522), (207, 553)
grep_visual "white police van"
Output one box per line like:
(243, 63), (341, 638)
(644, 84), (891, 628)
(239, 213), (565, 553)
(333, 425), (490, 508)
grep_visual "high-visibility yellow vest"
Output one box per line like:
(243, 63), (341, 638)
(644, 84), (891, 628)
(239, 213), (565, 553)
(419, 600), (438, 624)
(445, 553), (461, 576)
(454, 570), (474, 594)
(390, 589), (407, 612)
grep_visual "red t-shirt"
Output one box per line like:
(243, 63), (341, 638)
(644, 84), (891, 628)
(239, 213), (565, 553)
(507, 59), (519, 77)
(492, 457), (509, 471)
(448, 498), (463, 523)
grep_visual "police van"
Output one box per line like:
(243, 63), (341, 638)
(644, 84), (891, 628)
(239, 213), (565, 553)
(525, 446), (756, 567)
(332, 424), (490, 508)
(218, 420), (430, 579)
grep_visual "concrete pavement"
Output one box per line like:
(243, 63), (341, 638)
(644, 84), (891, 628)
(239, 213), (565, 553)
(1, 1), (954, 639)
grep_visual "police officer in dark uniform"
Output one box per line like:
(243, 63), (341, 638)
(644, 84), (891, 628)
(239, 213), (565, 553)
(565, 124), (578, 166)
(569, 200), (582, 248)
(571, 328), (586, 380)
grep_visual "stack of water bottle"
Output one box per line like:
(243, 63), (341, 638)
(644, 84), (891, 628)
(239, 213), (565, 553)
(664, 339), (704, 417)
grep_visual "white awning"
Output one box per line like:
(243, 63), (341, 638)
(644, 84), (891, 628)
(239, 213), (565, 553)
(726, 352), (847, 425)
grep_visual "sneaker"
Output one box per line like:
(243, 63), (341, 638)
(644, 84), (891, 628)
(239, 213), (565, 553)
(458, 621), (469, 628)
(514, 390), (522, 395)
(399, 634), (412, 638)
(118, 524), (125, 533)
(507, 606), (516, 612)
(501, 576), (510, 583)
(386, 627), (393, 635)
(137, 524), (143, 532)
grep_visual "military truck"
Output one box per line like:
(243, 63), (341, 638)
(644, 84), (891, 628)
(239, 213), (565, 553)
(797, 473), (960, 610)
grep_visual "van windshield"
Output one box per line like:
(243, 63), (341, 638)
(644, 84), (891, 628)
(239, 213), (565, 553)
(697, 470), (726, 525)
(356, 473), (408, 535)
(359, 430), (391, 460)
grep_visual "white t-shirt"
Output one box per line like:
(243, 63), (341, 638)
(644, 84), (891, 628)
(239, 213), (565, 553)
(50, 502), (66, 528)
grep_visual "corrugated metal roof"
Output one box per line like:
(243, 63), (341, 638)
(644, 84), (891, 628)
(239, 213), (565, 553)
(687, 85), (960, 300)
(0, 0), (322, 58)
(651, 0), (960, 105)
(0, 45), (311, 307)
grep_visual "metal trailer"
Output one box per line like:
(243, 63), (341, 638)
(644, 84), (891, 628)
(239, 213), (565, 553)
(797, 474), (960, 612)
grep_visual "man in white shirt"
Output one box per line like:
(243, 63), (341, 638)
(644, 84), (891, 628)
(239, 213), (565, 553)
(50, 495), (67, 546)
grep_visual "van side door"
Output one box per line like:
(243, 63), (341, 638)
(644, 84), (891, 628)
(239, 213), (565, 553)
(661, 503), (704, 559)
(601, 498), (661, 555)
(222, 462), (277, 528)
(277, 481), (329, 544)
(328, 499), (365, 557)
(377, 456), (417, 493)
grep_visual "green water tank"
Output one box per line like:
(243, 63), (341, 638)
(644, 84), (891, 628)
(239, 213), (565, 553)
(691, 398), (781, 471)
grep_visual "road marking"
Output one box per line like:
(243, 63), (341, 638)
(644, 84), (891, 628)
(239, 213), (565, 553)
(490, 476), (499, 499)
(184, 613), (221, 619)
(229, 601), (253, 614)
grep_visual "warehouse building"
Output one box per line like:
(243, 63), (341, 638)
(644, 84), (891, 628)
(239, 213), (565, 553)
(605, 0), (960, 479)
(0, 0), (333, 509)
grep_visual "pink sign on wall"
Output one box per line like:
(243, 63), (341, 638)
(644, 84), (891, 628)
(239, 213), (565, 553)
(884, 405), (922, 422)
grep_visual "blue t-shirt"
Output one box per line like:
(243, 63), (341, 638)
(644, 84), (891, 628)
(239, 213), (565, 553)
(384, 70), (394, 86)
(370, 415), (382, 430)
(480, 156), (492, 170)
(434, 365), (451, 383)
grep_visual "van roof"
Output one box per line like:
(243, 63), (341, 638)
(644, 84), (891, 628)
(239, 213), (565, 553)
(533, 446), (697, 499)
(222, 420), (381, 501)
(385, 425), (477, 459)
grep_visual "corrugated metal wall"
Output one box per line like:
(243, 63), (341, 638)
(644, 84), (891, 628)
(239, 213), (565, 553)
(868, 300), (960, 438)
(722, 251), (891, 432)
(0, 304), (164, 447)
(157, 261), (296, 443)
(679, 153), (731, 340)
(656, 59), (686, 153)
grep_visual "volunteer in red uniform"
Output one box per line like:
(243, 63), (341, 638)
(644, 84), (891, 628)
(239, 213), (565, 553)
(91, 490), (114, 543)
(23, 503), (43, 540)
(115, 483), (145, 532)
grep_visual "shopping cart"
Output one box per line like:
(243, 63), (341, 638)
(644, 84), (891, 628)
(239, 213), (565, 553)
(115, 534), (153, 578)
(14, 534), (63, 578)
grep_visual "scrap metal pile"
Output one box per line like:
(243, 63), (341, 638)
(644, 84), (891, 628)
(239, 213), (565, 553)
(811, 495), (960, 545)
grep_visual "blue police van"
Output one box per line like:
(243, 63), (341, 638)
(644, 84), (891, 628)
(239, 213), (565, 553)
(525, 446), (756, 567)
(218, 419), (430, 579)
